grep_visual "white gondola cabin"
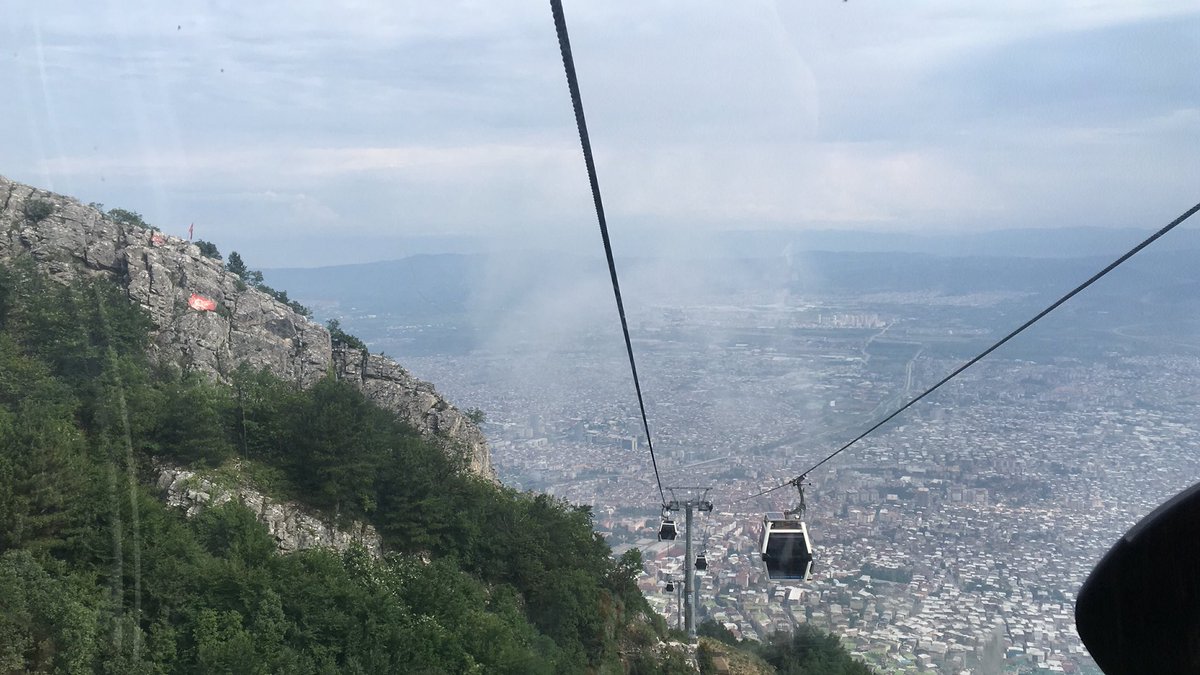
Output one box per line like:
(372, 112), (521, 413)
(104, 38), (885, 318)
(759, 513), (814, 581)
(658, 518), (678, 541)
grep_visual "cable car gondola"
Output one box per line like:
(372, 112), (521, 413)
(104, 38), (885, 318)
(759, 479), (814, 581)
(760, 514), (814, 581)
(658, 506), (677, 541)
(1075, 480), (1200, 673)
(658, 519), (677, 540)
(695, 553), (708, 571)
(664, 581), (674, 593)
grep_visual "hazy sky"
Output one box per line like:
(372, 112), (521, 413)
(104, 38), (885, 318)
(3, 1), (1199, 266)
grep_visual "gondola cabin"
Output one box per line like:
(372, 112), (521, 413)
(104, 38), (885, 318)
(759, 513), (814, 581)
(695, 554), (708, 571)
(658, 518), (678, 541)
(664, 581), (674, 593)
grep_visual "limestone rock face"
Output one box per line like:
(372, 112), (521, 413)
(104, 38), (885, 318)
(0, 174), (491, 478)
(157, 466), (383, 557)
(332, 347), (492, 475)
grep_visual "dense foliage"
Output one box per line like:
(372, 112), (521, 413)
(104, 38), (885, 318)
(755, 627), (874, 675)
(696, 621), (874, 675)
(696, 619), (873, 672)
(0, 261), (665, 673)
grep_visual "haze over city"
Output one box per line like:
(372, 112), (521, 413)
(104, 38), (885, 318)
(265, 242), (1200, 672)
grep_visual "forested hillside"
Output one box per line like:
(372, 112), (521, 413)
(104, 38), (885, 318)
(0, 260), (688, 673)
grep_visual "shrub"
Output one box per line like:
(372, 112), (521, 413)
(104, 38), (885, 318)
(23, 200), (54, 223)
(107, 208), (148, 229)
(326, 319), (367, 351)
(196, 240), (222, 261)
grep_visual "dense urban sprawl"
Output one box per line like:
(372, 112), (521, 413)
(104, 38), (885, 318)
(372, 296), (1200, 674)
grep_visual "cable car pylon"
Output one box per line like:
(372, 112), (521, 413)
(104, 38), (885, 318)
(663, 486), (714, 639)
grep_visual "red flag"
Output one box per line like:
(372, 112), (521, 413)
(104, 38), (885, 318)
(188, 223), (194, 240)
(187, 294), (217, 312)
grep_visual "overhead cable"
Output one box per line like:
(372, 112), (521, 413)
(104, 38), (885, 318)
(742, 200), (1200, 502)
(549, 0), (667, 505)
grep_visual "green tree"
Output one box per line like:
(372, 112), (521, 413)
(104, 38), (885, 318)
(0, 550), (100, 674)
(225, 251), (247, 278)
(153, 375), (236, 466)
(697, 618), (740, 646)
(106, 208), (149, 229)
(755, 626), (875, 675)
(0, 336), (90, 554)
(195, 240), (222, 260)
(289, 377), (384, 516)
(194, 503), (277, 568)
(326, 318), (367, 351)
(191, 609), (257, 673)
(23, 199), (54, 224)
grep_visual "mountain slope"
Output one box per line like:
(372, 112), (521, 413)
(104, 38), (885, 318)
(0, 174), (489, 476)
(0, 257), (680, 673)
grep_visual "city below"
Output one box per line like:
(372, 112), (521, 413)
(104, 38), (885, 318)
(281, 249), (1200, 674)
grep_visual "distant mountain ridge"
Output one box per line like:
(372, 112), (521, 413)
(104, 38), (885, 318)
(264, 246), (1200, 319)
(705, 225), (1200, 259)
(245, 222), (1200, 268)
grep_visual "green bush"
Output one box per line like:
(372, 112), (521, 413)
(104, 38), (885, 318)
(327, 318), (367, 351)
(23, 199), (54, 223)
(107, 207), (148, 229)
(195, 240), (222, 260)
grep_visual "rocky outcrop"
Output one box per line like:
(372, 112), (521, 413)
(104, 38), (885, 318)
(0, 174), (491, 477)
(157, 466), (382, 557)
(332, 346), (491, 475)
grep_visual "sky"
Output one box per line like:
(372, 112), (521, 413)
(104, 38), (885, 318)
(3, 0), (1199, 267)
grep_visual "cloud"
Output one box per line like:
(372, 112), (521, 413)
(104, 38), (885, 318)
(3, 0), (1199, 265)
(36, 141), (577, 179)
(601, 141), (1002, 228)
(296, 143), (576, 176)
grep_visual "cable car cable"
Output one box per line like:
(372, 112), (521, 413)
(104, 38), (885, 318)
(741, 199), (1200, 502)
(550, 0), (666, 505)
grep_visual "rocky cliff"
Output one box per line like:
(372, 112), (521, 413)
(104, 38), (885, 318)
(0, 174), (491, 477)
(158, 465), (384, 557)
